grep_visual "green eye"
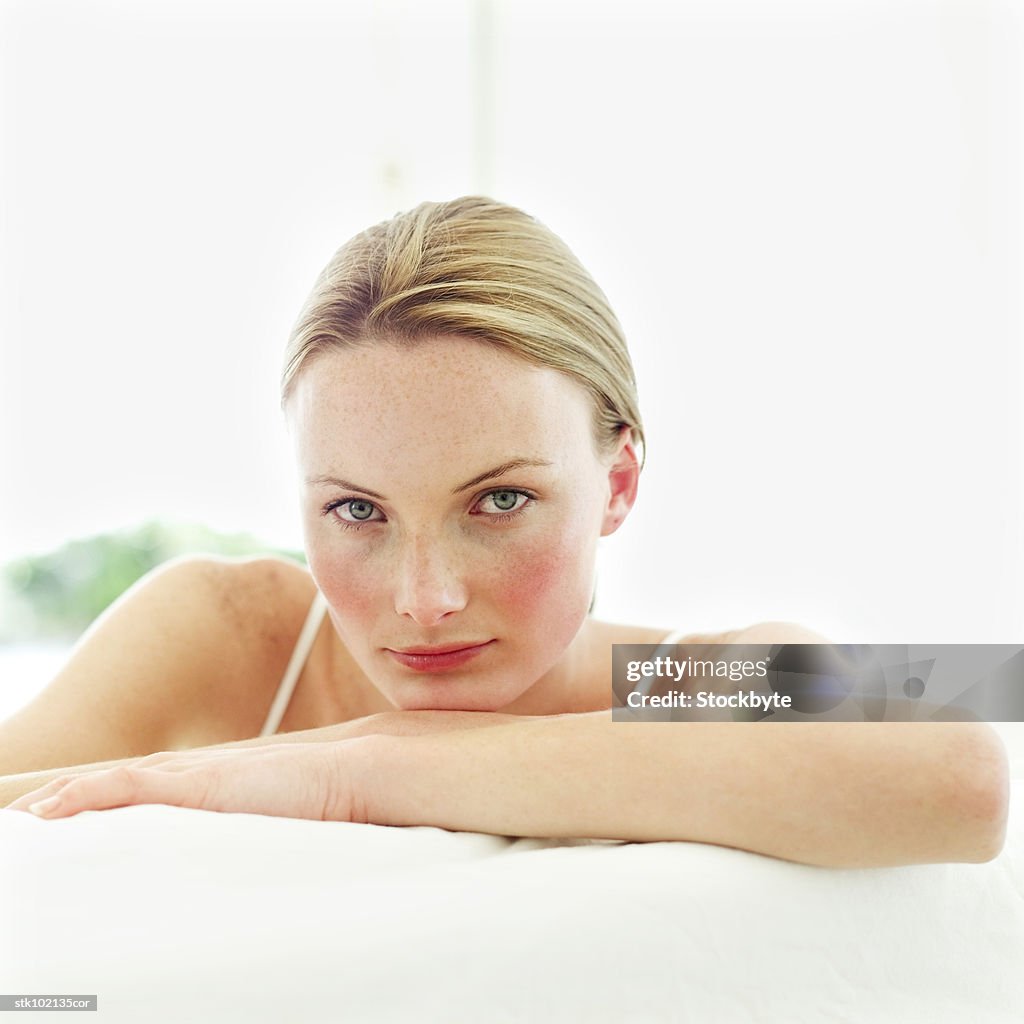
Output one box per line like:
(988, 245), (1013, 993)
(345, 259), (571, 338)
(348, 500), (375, 521)
(491, 490), (519, 512)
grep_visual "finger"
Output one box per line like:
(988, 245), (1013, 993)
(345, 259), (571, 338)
(2, 749), (259, 813)
(25, 764), (200, 819)
(3, 755), (210, 812)
(4, 772), (95, 813)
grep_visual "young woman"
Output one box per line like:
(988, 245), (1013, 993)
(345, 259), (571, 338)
(0, 197), (1009, 867)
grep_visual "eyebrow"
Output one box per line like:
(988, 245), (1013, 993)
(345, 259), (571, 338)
(307, 458), (555, 500)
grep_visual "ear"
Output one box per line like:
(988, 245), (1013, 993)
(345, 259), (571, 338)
(600, 426), (640, 537)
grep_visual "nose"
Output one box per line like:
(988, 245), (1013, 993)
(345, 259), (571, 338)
(392, 536), (468, 626)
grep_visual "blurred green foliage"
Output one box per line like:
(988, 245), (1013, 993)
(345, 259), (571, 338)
(0, 520), (306, 644)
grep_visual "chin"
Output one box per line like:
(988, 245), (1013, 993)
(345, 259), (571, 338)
(379, 672), (528, 714)
(389, 692), (511, 713)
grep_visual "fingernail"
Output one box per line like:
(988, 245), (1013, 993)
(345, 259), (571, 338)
(29, 796), (61, 816)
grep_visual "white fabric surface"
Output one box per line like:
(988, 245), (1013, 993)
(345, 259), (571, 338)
(1, 779), (1022, 1024)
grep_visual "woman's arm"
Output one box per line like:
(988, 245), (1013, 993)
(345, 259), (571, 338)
(6, 708), (1008, 869)
(0, 710), (527, 807)
(356, 711), (1010, 868)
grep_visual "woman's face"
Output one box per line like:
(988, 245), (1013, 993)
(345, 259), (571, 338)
(286, 335), (638, 713)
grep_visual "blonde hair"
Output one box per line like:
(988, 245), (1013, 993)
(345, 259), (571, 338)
(280, 196), (645, 468)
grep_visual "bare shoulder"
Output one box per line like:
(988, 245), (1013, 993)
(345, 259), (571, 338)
(0, 554), (311, 775)
(591, 618), (753, 648)
(729, 620), (834, 644)
(143, 553), (318, 672)
(595, 617), (833, 711)
(215, 554), (317, 643)
(182, 554), (324, 742)
(593, 615), (832, 650)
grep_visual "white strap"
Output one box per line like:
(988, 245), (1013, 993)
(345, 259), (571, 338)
(258, 590), (329, 737)
(659, 628), (689, 647)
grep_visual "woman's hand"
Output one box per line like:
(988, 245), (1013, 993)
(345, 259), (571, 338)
(3, 740), (373, 822)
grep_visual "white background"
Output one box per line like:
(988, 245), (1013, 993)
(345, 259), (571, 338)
(1, 0), (1021, 647)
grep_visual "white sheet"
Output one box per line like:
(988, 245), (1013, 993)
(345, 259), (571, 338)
(2, 781), (1022, 1024)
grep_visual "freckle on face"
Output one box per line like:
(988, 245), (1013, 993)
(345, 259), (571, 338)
(500, 520), (594, 647)
(318, 522), (588, 644)
(291, 335), (608, 708)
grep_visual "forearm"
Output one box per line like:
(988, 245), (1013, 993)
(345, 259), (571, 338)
(0, 711), (532, 806)
(205, 710), (529, 748)
(358, 712), (1010, 868)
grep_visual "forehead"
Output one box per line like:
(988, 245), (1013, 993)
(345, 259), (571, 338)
(287, 336), (596, 470)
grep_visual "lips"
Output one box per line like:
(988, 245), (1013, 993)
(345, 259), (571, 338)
(397, 643), (488, 655)
(386, 640), (494, 673)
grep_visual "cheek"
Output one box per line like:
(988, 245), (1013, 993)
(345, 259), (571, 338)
(496, 525), (593, 623)
(306, 514), (597, 629)
(305, 546), (378, 625)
